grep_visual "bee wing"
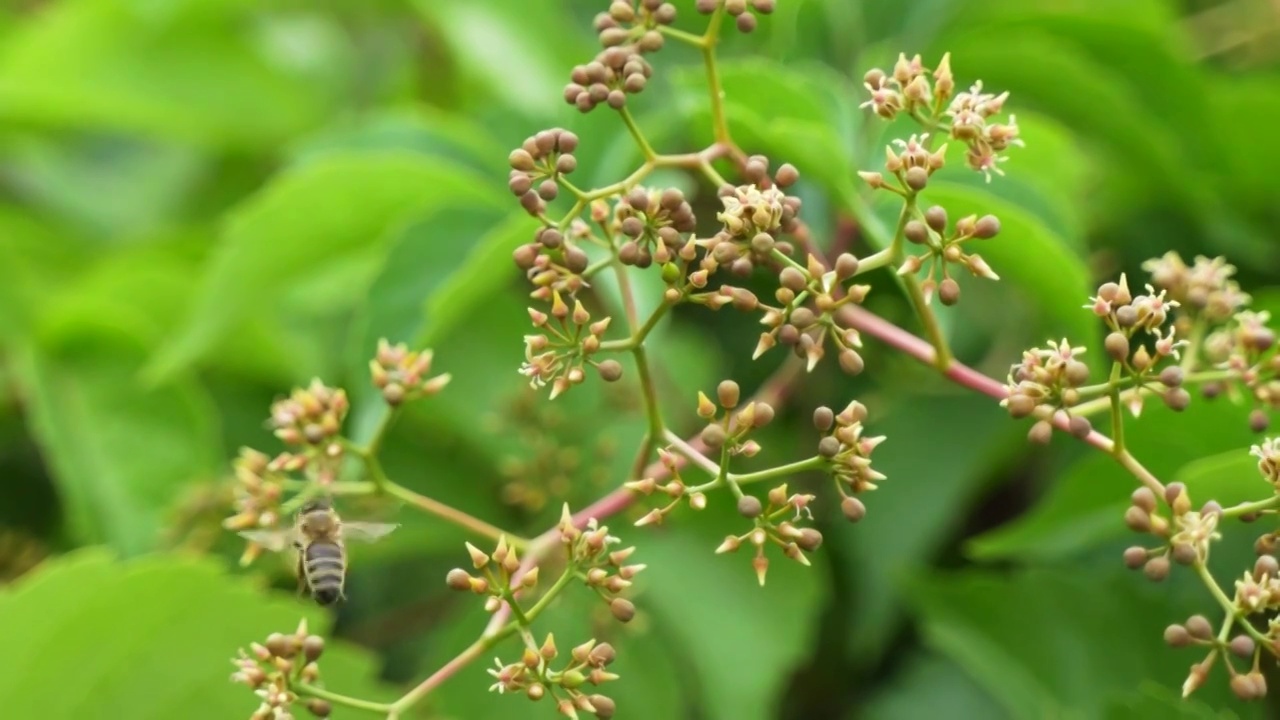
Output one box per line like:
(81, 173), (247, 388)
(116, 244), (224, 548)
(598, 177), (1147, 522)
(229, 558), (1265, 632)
(341, 522), (400, 544)
(237, 528), (298, 553)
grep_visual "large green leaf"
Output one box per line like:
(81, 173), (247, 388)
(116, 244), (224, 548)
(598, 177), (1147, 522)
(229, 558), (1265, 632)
(858, 650), (1008, 720)
(16, 328), (222, 556)
(144, 152), (506, 383)
(910, 564), (1256, 719)
(0, 0), (339, 148)
(0, 548), (397, 719)
(411, 0), (594, 123)
(968, 400), (1261, 562)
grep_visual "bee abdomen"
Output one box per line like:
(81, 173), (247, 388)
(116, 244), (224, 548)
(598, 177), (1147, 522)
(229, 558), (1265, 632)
(303, 542), (345, 605)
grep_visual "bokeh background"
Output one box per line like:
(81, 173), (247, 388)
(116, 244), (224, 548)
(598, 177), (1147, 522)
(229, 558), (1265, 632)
(2, 0), (1279, 718)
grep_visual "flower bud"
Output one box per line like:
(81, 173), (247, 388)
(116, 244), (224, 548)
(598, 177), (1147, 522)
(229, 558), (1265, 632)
(841, 496), (866, 522)
(737, 495), (762, 518)
(609, 598), (635, 623)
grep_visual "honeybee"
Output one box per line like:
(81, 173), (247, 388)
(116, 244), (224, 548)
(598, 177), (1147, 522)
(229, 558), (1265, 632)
(239, 497), (398, 606)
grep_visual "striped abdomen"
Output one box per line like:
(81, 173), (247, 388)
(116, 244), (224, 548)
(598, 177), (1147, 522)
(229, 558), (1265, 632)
(303, 541), (346, 606)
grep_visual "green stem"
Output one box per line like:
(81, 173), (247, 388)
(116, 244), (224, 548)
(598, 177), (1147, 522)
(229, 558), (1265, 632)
(389, 568), (576, 714)
(1108, 361), (1125, 456)
(854, 247), (894, 275)
(701, 7), (729, 143)
(633, 345), (664, 440)
(618, 106), (656, 161)
(658, 24), (706, 46)
(383, 481), (527, 549)
(902, 275), (952, 370)
(687, 455), (825, 494)
(1221, 495), (1280, 519)
(599, 302), (672, 351)
(1115, 450), (1165, 495)
(294, 684), (393, 714)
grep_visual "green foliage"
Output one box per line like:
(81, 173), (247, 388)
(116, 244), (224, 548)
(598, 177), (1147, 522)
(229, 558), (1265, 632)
(0, 549), (395, 720)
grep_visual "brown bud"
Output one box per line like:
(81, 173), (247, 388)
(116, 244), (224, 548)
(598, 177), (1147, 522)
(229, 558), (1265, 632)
(1255, 555), (1279, 578)
(1163, 624), (1191, 648)
(717, 380), (741, 409)
(1163, 388), (1190, 411)
(1104, 332), (1129, 362)
(1249, 408), (1269, 433)
(838, 349), (865, 375)
(597, 360), (623, 382)
(1229, 635), (1256, 658)
(841, 496), (866, 522)
(302, 635), (325, 663)
(701, 423), (727, 448)
(1131, 487), (1157, 513)
(609, 597), (636, 623)
(796, 528), (823, 552)
(903, 220), (928, 244)
(1027, 420), (1053, 444)
(938, 278), (960, 306)
(1124, 506), (1151, 533)
(1159, 366), (1184, 387)
(265, 633), (290, 658)
(737, 495), (762, 518)
(306, 699), (332, 718)
(924, 206), (947, 232)
(589, 694), (617, 719)
(780, 266), (807, 292)
(813, 406), (834, 431)
(835, 253), (859, 280)
(1006, 394), (1036, 419)
(905, 166), (928, 190)
(1171, 542), (1197, 565)
(1143, 555), (1170, 581)
(973, 215), (1000, 239)
(1122, 546), (1148, 569)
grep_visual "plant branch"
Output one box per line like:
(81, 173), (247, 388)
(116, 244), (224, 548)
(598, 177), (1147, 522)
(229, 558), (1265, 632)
(295, 684), (393, 714)
(383, 481), (526, 549)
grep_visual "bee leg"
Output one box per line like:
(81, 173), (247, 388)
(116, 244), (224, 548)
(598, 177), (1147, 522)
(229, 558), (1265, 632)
(294, 553), (307, 599)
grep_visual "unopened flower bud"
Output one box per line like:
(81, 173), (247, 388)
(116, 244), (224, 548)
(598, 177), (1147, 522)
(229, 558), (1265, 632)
(609, 598), (636, 623)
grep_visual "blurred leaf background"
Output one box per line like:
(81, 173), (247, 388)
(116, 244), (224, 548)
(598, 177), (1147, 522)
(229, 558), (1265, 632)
(1, 0), (1278, 718)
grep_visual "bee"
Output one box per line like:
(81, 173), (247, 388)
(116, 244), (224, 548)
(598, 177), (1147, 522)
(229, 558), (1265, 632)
(239, 497), (398, 606)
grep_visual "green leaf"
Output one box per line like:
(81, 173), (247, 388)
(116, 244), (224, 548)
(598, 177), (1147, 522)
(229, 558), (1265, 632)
(0, 548), (396, 719)
(287, 107), (508, 181)
(15, 329), (222, 556)
(910, 564), (1257, 719)
(859, 650), (1008, 720)
(144, 152), (507, 383)
(411, 0), (594, 122)
(967, 400), (1261, 562)
(638, 514), (826, 720)
(0, 0), (339, 149)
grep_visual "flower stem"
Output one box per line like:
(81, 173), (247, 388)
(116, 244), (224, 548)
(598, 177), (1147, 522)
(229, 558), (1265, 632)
(1221, 495), (1280, 519)
(1108, 361), (1126, 456)
(701, 6), (729, 144)
(383, 481), (527, 550)
(294, 684), (393, 714)
(618, 106), (656, 161)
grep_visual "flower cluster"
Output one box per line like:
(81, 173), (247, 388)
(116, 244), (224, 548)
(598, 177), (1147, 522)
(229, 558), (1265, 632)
(607, 186), (697, 268)
(896, 206), (1002, 306)
(695, 380), (775, 458)
(697, 165), (803, 277)
(269, 380), (348, 449)
(594, 0), (676, 51)
(703, 0), (776, 34)
(716, 483), (821, 586)
(557, 509), (646, 623)
(510, 128), (580, 211)
(625, 448), (709, 523)
(1001, 339), (1094, 440)
(487, 636), (620, 719)
(860, 53), (1022, 181)
(751, 254), (868, 373)
(448, 535), (544, 612)
(1144, 252), (1250, 324)
(814, 401), (887, 519)
(521, 297), (618, 399)
(230, 620), (332, 720)
(564, 46), (655, 112)
(369, 339), (452, 406)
